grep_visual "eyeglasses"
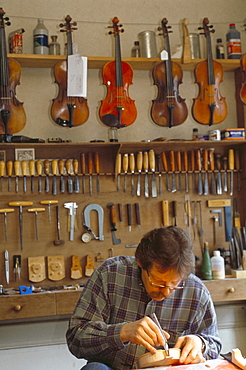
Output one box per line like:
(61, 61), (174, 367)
(146, 270), (185, 291)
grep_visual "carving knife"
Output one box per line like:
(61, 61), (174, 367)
(183, 151), (189, 193)
(129, 153), (135, 196)
(81, 153), (86, 194)
(44, 159), (50, 193)
(203, 149), (209, 195)
(143, 151), (149, 198)
(149, 313), (169, 355)
(228, 149), (234, 196)
(176, 151), (182, 192)
(161, 152), (170, 191)
(196, 149), (203, 195)
(115, 153), (122, 191)
(156, 153), (162, 196)
(73, 159), (80, 193)
(136, 151), (143, 196)
(51, 159), (58, 195)
(149, 149), (157, 198)
(94, 152), (100, 193)
(7, 160), (13, 192)
(209, 149), (217, 195)
(29, 160), (35, 193)
(36, 160), (43, 193)
(21, 160), (27, 193)
(169, 150), (177, 193)
(66, 159), (73, 194)
(215, 153), (222, 195)
(222, 155), (228, 192)
(58, 159), (65, 193)
(123, 153), (129, 193)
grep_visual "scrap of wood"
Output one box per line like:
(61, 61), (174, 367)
(232, 348), (246, 370)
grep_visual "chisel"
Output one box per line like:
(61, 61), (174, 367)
(190, 150), (195, 192)
(36, 160), (43, 193)
(135, 203), (141, 228)
(169, 150), (177, 193)
(81, 153), (86, 194)
(21, 160), (27, 193)
(183, 151), (189, 193)
(88, 153), (93, 196)
(203, 149), (209, 195)
(222, 156), (228, 192)
(136, 151), (143, 196)
(161, 152), (170, 191)
(234, 149), (240, 191)
(162, 200), (169, 226)
(66, 159), (73, 194)
(123, 153), (129, 193)
(58, 159), (65, 193)
(127, 203), (132, 231)
(0, 160), (5, 191)
(0, 208), (14, 241)
(228, 149), (234, 196)
(94, 152), (100, 193)
(149, 149), (157, 198)
(29, 160), (35, 193)
(7, 160), (13, 192)
(176, 151), (182, 192)
(14, 160), (20, 193)
(5, 250), (9, 285)
(143, 151), (149, 198)
(51, 159), (58, 195)
(115, 153), (122, 191)
(196, 149), (203, 195)
(73, 159), (80, 193)
(8, 201), (33, 250)
(44, 159), (50, 193)
(156, 153), (162, 196)
(129, 153), (135, 196)
(209, 149), (216, 195)
(172, 200), (177, 226)
(215, 153), (222, 195)
(27, 207), (45, 240)
(118, 203), (123, 223)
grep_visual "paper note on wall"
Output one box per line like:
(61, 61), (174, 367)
(67, 54), (87, 97)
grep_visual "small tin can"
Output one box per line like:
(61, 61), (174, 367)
(8, 28), (25, 54)
(208, 129), (221, 141)
(138, 30), (158, 58)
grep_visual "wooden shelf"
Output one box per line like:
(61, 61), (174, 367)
(8, 54), (241, 72)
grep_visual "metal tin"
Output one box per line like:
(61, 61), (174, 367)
(189, 33), (201, 59)
(138, 30), (158, 58)
(9, 33), (23, 54)
(208, 129), (221, 141)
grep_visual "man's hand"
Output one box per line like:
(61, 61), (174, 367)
(120, 317), (169, 354)
(174, 335), (206, 364)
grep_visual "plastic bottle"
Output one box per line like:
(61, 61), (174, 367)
(33, 18), (49, 55)
(226, 23), (242, 59)
(201, 242), (212, 280)
(211, 250), (225, 279)
(49, 35), (60, 55)
(131, 41), (140, 58)
(216, 38), (225, 59)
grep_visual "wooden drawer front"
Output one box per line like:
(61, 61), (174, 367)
(204, 278), (246, 302)
(56, 290), (81, 315)
(0, 294), (56, 320)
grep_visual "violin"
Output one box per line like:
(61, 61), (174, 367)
(192, 18), (227, 125)
(239, 53), (246, 104)
(151, 18), (188, 128)
(51, 15), (89, 128)
(99, 17), (137, 128)
(0, 8), (26, 137)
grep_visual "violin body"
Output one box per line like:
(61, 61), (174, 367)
(192, 60), (227, 124)
(51, 60), (89, 127)
(99, 60), (137, 127)
(240, 54), (246, 104)
(151, 60), (188, 127)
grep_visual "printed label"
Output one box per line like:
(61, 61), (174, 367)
(34, 34), (48, 48)
(227, 39), (242, 55)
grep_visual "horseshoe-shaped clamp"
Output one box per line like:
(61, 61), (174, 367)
(83, 203), (104, 241)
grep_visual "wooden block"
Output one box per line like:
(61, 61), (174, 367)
(137, 348), (180, 369)
(28, 256), (46, 282)
(231, 269), (246, 278)
(232, 348), (246, 369)
(47, 255), (65, 281)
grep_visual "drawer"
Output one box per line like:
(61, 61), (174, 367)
(204, 278), (246, 302)
(0, 293), (56, 320)
(55, 290), (81, 315)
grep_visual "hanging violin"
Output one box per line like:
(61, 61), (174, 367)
(0, 8), (26, 137)
(239, 54), (246, 104)
(51, 15), (89, 128)
(99, 17), (137, 128)
(192, 18), (227, 125)
(151, 18), (188, 128)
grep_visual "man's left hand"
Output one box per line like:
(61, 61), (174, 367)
(174, 335), (206, 364)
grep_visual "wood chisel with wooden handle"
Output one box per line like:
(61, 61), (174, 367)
(156, 153), (162, 196)
(222, 155), (228, 192)
(7, 160), (13, 192)
(0, 160), (5, 192)
(73, 159), (80, 193)
(88, 152), (93, 196)
(190, 150), (195, 193)
(136, 151), (142, 196)
(44, 159), (50, 193)
(176, 151), (182, 192)
(36, 160), (43, 193)
(14, 160), (20, 193)
(228, 149), (234, 196)
(8, 201), (33, 250)
(143, 151), (149, 198)
(127, 203), (132, 231)
(29, 160), (35, 193)
(169, 150), (177, 193)
(129, 153), (135, 196)
(94, 152), (100, 193)
(203, 149), (209, 195)
(172, 200), (177, 226)
(234, 149), (240, 192)
(27, 207), (45, 240)
(80, 153), (86, 194)
(161, 152), (170, 191)
(196, 149), (203, 195)
(183, 151), (189, 193)
(65, 159), (73, 194)
(115, 153), (121, 191)
(149, 149), (157, 198)
(58, 159), (65, 193)
(215, 153), (222, 195)
(162, 200), (169, 226)
(51, 159), (58, 195)
(123, 153), (129, 193)
(209, 149), (216, 195)
(135, 203), (141, 228)
(21, 160), (27, 193)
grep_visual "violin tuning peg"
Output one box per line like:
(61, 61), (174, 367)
(108, 31), (113, 35)
(157, 26), (162, 31)
(198, 26), (203, 30)
(209, 25), (213, 28)
(121, 29), (124, 33)
(72, 21), (77, 26)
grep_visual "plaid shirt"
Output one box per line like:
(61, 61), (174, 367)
(66, 256), (221, 370)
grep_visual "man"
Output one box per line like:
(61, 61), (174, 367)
(66, 226), (221, 370)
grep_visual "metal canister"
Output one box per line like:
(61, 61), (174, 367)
(8, 28), (25, 54)
(189, 33), (201, 59)
(138, 30), (158, 58)
(208, 129), (221, 141)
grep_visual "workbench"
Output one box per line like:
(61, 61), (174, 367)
(136, 358), (240, 369)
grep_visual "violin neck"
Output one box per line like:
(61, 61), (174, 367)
(0, 24), (9, 87)
(206, 34), (215, 85)
(115, 33), (123, 87)
(67, 31), (73, 55)
(164, 34), (173, 89)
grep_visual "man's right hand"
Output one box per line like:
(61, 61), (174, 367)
(120, 316), (169, 354)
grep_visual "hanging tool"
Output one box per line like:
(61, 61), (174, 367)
(0, 160), (5, 191)
(44, 159), (50, 193)
(94, 152), (100, 193)
(203, 149), (209, 195)
(190, 150), (195, 192)
(58, 159), (65, 193)
(107, 202), (121, 245)
(143, 151), (149, 198)
(8, 201), (33, 250)
(53, 205), (65, 246)
(4, 250), (9, 285)
(0, 208), (14, 241)
(197, 200), (204, 252)
(65, 159), (73, 194)
(29, 160), (35, 193)
(127, 203), (132, 231)
(221, 155), (228, 192)
(115, 153), (122, 191)
(27, 207), (45, 240)
(83, 203), (104, 241)
(208, 149), (216, 195)
(191, 200), (197, 240)
(51, 159), (58, 195)
(161, 152), (170, 191)
(196, 149), (203, 195)
(234, 149), (240, 192)
(129, 153), (135, 196)
(73, 159), (80, 193)
(28, 256), (46, 282)
(183, 151), (189, 193)
(36, 160), (43, 193)
(215, 153), (222, 195)
(14, 160), (20, 193)
(169, 150), (177, 193)
(40, 200), (58, 225)
(136, 151), (143, 196)
(13, 255), (21, 282)
(211, 215), (219, 246)
(228, 149), (234, 196)
(162, 200), (169, 226)
(64, 202), (78, 241)
(7, 160), (13, 192)
(80, 153), (86, 194)
(135, 203), (141, 228)
(123, 153), (129, 193)
(118, 203), (123, 223)
(156, 153), (162, 196)
(85, 254), (95, 277)
(208, 199), (232, 242)
(172, 200), (177, 226)
(184, 195), (191, 239)
(176, 151), (182, 192)
(70, 255), (82, 279)
(149, 149), (157, 198)
(88, 152), (93, 196)
(21, 160), (27, 193)
(233, 198), (241, 232)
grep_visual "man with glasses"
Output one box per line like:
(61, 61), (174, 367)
(67, 226), (221, 370)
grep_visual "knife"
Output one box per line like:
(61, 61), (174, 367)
(149, 149), (157, 198)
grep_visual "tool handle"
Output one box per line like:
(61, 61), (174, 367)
(94, 152), (100, 174)
(183, 151), (188, 172)
(156, 154), (161, 172)
(27, 208), (45, 212)
(176, 151), (181, 172)
(234, 150), (240, 170)
(6, 161), (13, 176)
(118, 203), (123, 222)
(14, 160), (20, 176)
(208, 149), (215, 171)
(136, 151), (143, 172)
(44, 160), (50, 175)
(40, 200), (58, 205)
(9, 201), (33, 207)
(215, 153), (221, 171)
(36, 160), (42, 176)
(222, 156), (228, 170)
(58, 159), (64, 174)
(88, 152), (93, 174)
(203, 149), (208, 171)
(65, 159), (72, 174)
(135, 203), (141, 226)
(143, 151), (148, 172)
(0, 161), (5, 176)
(110, 204), (117, 224)
(161, 152), (168, 172)
(127, 203), (132, 226)
(122, 153), (129, 173)
(149, 150), (155, 172)
(162, 200), (169, 226)
(81, 153), (86, 174)
(129, 153), (135, 173)
(173, 200), (177, 219)
(73, 159), (79, 175)
(196, 149), (202, 171)
(21, 160), (27, 176)
(115, 153), (121, 175)
(29, 160), (35, 176)
(0, 208), (14, 213)
(169, 150), (175, 172)
(52, 159), (58, 175)
(190, 151), (195, 172)
(228, 149), (234, 170)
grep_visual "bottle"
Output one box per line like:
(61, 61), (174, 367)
(33, 18), (49, 55)
(211, 250), (225, 279)
(49, 35), (60, 55)
(226, 23), (242, 59)
(192, 128), (198, 140)
(131, 41), (140, 58)
(201, 242), (212, 280)
(216, 38), (225, 59)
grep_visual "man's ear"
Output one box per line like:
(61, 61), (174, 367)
(136, 259), (142, 268)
